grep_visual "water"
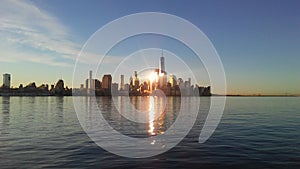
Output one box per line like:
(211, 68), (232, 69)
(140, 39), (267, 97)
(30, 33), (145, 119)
(0, 96), (299, 168)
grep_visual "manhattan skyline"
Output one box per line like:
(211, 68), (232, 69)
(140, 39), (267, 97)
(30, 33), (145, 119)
(0, 0), (299, 95)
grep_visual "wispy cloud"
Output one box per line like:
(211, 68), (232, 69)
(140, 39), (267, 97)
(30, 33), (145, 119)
(0, 0), (80, 67)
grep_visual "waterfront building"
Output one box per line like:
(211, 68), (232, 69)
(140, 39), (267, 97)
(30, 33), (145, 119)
(111, 83), (118, 95)
(169, 74), (177, 87)
(95, 79), (101, 89)
(86, 70), (95, 95)
(3, 73), (11, 88)
(178, 78), (184, 88)
(120, 74), (125, 90)
(102, 74), (112, 89)
(88, 70), (94, 90)
(133, 71), (139, 87)
(52, 79), (64, 95)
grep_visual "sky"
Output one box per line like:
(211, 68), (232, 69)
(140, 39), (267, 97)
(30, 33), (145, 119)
(0, 0), (299, 95)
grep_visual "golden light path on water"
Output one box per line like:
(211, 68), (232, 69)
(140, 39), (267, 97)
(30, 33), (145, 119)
(148, 96), (155, 136)
(147, 95), (166, 138)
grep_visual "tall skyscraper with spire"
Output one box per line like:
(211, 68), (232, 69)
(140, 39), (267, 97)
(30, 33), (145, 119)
(159, 50), (167, 87)
(160, 50), (165, 74)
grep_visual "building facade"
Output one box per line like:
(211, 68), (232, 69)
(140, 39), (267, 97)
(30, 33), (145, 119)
(3, 73), (11, 88)
(120, 74), (124, 90)
(102, 74), (112, 89)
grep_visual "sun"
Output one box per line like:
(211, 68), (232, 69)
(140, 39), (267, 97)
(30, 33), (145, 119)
(149, 71), (156, 84)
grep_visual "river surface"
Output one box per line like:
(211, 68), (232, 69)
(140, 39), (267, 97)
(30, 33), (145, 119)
(0, 96), (299, 168)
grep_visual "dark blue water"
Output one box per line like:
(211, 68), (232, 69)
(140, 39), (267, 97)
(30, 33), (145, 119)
(0, 96), (299, 168)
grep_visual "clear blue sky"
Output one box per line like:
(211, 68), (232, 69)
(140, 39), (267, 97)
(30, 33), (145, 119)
(0, 0), (299, 95)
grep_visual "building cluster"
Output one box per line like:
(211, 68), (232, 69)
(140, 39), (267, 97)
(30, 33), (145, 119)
(1, 54), (211, 97)
(73, 71), (114, 96)
(73, 55), (211, 96)
(0, 73), (71, 96)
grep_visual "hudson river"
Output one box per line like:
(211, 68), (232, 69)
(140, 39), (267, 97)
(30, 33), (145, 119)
(0, 96), (299, 168)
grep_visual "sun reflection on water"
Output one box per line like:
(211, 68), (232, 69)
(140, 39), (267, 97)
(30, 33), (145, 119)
(147, 96), (167, 137)
(148, 96), (156, 136)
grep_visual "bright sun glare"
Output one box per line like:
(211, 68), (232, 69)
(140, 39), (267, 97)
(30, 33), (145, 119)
(149, 72), (156, 83)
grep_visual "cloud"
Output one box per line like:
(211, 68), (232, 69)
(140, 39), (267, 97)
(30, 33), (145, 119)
(0, 0), (80, 67)
(0, 48), (72, 67)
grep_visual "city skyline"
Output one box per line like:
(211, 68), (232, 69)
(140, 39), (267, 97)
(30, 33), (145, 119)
(78, 53), (211, 96)
(0, 0), (299, 95)
(0, 54), (212, 96)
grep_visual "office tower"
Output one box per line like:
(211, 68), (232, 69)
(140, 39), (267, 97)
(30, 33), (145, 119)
(134, 79), (139, 88)
(169, 75), (177, 87)
(95, 79), (101, 89)
(177, 78), (184, 88)
(102, 74), (112, 89)
(90, 79), (96, 90)
(160, 56), (165, 74)
(89, 70), (93, 89)
(85, 79), (88, 89)
(159, 75), (164, 87)
(120, 74), (124, 90)
(3, 73), (11, 88)
(184, 78), (191, 88)
(159, 52), (167, 87)
(129, 77), (133, 87)
(111, 83), (119, 95)
(133, 71), (139, 87)
(87, 70), (95, 95)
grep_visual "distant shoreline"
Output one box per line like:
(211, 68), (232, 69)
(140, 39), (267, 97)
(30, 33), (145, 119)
(0, 94), (298, 97)
(216, 94), (300, 97)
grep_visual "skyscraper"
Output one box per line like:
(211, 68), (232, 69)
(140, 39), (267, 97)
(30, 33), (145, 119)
(159, 53), (167, 87)
(169, 74), (177, 87)
(3, 73), (11, 88)
(111, 83), (119, 95)
(89, 70), (93, 89)
(178, 78), (184, 88)
(102, 74), (112, 89)
(133, 71), (139, 87)
(160, 56), (165, 74)
(120, 74), (124, 90)
(87, 70), (95, 95)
